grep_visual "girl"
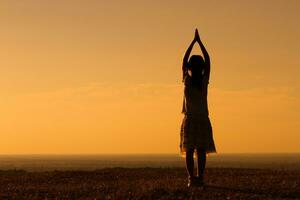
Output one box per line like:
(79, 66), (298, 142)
(180, 29), (216, 187)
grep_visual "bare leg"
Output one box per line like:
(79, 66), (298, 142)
(185, 148), (195, 178)
(196, 148), (206, 182)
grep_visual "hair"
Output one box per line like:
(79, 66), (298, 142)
(187, 55), (205, 89)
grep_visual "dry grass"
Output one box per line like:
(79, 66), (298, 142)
(0, 168), (299, 200)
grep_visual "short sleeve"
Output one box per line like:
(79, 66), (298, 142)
(182, 69), (188, 83)
(203, 74), (209, 85)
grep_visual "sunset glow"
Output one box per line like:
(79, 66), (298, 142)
(1, 0), (299, 154)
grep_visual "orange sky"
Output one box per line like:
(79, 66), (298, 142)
(1, 0), (299, 154)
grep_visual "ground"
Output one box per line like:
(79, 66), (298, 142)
(0, 168), (299, 200)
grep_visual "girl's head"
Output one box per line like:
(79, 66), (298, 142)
(187, 55), (205, 75)
(187, 55), (205, 89)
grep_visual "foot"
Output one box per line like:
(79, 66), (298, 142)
(187, 176), (195, 188)
(194, 176), (204, 187)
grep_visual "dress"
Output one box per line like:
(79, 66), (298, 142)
(180, 74), (216, 155)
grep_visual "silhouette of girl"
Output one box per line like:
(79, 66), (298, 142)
(180, 29), (216, 187)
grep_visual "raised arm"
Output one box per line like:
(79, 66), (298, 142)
(182, 37), (196, 81)
(195, 29), (210, 81)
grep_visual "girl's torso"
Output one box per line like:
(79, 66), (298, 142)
(182, 74), (209, 116)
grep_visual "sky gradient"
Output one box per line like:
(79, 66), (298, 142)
(1, 0), (299, 154)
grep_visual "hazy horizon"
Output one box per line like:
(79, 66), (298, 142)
(1, 153), (300, 171)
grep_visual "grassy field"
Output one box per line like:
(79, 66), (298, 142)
(0, 167), (299, 200)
